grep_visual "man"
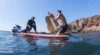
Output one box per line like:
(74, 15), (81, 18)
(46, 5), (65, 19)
(22, 16), (37, 33)
(12, 24), (22, 33)
(47, 12), (54, 18)
(55, 10), (69, 35)
(54, 10), (71, 47)
(15, 24), (22, 30)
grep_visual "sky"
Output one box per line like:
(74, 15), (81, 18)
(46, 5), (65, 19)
(0, 0), (100, 32)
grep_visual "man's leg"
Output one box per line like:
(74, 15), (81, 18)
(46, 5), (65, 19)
(57, 25), (71, 36)
(56, 25), (67, 35)
(21, 26), (31, 33)
(56, 24), (69, 47)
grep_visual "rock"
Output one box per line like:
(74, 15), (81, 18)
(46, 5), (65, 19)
(69, 15), (100, 32)
(96, 26), (100, 31)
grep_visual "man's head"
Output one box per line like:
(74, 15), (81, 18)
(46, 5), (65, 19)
(31, 16), (35, 20)
(48, 12), (51, 15)
(57, 10), (62, 13)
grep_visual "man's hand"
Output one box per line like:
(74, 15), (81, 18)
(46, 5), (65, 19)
(54, 18), (57, 22)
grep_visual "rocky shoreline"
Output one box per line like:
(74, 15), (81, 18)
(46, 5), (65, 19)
(68, 15), (100, 33)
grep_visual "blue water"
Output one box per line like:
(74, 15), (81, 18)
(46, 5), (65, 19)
(0, 31), (100, 55)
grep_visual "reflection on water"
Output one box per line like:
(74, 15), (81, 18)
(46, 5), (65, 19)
(0, 31), (100, 55)
(49, 38), (68, 55)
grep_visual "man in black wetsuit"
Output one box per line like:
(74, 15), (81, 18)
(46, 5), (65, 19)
(22, 16), (37, 33)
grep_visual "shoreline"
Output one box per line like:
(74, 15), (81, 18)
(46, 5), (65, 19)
(68, 15), (100, 33)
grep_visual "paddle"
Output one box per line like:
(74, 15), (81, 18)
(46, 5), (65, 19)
(45, 16), (59, 33)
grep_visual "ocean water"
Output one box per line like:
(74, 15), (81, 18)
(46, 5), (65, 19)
(0, 31), (100, 55)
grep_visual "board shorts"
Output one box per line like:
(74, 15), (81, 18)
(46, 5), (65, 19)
(59, 24), (68, 33)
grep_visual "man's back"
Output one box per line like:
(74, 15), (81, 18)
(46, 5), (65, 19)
(27, 19), (35, 26)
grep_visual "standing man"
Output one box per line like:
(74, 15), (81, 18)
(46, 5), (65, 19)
(55, 10), (69, 35)
(22, 16), (37, 33)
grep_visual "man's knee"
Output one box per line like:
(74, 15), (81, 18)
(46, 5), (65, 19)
(26, 26), (31, 31)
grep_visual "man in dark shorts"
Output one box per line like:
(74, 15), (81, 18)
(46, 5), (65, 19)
(54, 10), (70, 46)
(55, 10), (68, 35)
(22, 16), (37, 33)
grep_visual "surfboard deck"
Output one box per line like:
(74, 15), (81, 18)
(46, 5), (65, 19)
(13, 33), (69, 38)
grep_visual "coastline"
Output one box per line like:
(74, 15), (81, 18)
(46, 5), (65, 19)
(68, 15), (100, 33)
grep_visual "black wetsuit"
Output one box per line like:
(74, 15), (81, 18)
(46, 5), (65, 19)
(24, 19), (37, 32)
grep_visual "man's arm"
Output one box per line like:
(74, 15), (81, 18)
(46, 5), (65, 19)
(33, 21), (36, 27)
(55, 13), (60, 21)
(33, 21), (37, 32)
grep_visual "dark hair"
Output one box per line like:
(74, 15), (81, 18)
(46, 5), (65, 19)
(48, 12), (50, 14)
(31, 16), (35, 19)
(57, 10), (62, 13)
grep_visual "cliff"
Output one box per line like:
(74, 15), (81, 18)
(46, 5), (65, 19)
(69, 15), (100, 32)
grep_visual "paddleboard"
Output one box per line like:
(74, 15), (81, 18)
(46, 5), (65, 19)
(14, 33), (69, 38)
(45, 16), (59, 32)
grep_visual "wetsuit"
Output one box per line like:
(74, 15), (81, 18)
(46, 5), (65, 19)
(25, 19), (37, 32)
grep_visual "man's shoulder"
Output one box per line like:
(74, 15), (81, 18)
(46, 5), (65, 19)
(57, 13), (62, 16)
(29, 19), (33, 21)
(60, 13), (65, 17)
(28, 19), (31, 21)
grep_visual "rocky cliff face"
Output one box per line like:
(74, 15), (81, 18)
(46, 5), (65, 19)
(69, 15), (100, 32)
